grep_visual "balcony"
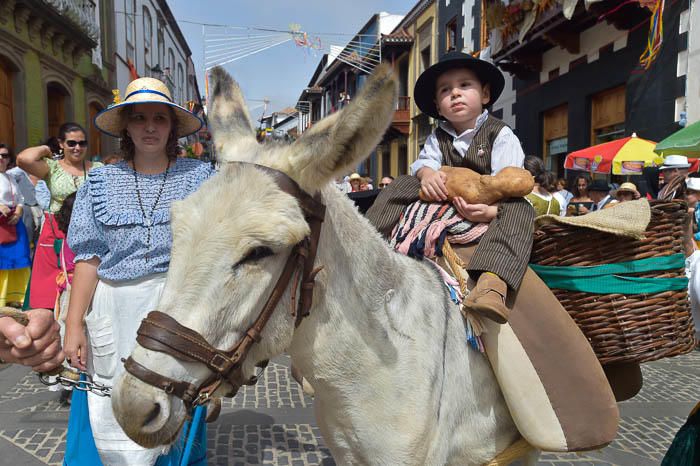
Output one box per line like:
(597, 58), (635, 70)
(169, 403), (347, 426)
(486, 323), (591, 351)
(43, 0), (99, 43)
(490, 0), (651, 78)
(391, 96), (410, 135)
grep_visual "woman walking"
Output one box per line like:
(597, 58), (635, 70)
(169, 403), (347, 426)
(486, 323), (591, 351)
(17, 123), (102, 309)
(0, 144), (31, 307)
(63, 77), (209, 465)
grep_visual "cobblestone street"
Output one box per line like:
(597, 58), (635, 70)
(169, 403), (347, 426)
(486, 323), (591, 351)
(0, 351), (697, 465)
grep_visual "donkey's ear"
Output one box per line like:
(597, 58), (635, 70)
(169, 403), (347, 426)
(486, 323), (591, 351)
(289, 64), (397, 189)
(207, 67), (257, 160)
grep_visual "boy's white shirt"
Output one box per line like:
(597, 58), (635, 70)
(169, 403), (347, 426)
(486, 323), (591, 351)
(410, 110), (526, 176)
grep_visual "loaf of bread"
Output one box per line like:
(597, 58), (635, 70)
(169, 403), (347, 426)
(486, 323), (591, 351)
(419, 166), (535, 205)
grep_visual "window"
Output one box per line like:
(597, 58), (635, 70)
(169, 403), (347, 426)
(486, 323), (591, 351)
(418, 22), (432, 73)
(591, 86), (625, 145)
(168, 49), (175, 77)
(157, 19), (165, 70)
(177, 64), (184, 104)
(381, 145), (391, 177)
(125, 0), (135, 62)
(542, 104), (568, 177)
(446, 17), (457, 52)
(398, 144), (408, 175)
(143, 7), (153, 72)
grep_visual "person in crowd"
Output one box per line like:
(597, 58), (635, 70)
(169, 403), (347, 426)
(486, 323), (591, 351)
(411, 51), (534, 324)
(0, 144), (31, 307)
(333, 175), (351, 193)
(349, 172), (363, 192)
(658, 155), (692, 200)
(683, 177), (700, 343)
(0, 308), (63, 371)
(615, 182), (641, 203)
(587, 180), (614, 211)
(379, 176), (394, 188)
(17, 123), (103, 309)
(5, 144), (43, 246)
(523, 155), (560, 216)
(359, 177), (372, 191)
(361, 174), (374, 190)
(63, 76), (209, 465)
(566, 174), (594, 216)
(554, 177), (572, 216)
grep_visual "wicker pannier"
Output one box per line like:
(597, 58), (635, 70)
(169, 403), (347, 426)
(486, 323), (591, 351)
(531, 200), (696, 365)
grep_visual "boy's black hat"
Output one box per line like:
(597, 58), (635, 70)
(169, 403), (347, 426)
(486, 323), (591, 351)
(414, 51), (505, 119)
(588, 180), (611, 192)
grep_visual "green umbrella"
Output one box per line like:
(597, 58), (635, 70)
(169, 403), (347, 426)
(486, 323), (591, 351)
(655, 119), (700, 157)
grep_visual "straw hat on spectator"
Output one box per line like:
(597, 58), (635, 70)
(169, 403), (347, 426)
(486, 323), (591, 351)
(616, 182), (640, 199)
(95, 77), (202, 138)
(686, 177), (700, 192)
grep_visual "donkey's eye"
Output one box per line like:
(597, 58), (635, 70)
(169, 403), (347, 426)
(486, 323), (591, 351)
(242, 246), (274, 264)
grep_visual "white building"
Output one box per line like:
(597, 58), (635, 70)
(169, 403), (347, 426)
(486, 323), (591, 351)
(113, 0), (199, 109)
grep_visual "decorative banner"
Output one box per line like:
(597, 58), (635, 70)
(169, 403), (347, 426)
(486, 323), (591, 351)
(591, 154), (604, 172)
(619, 161), (645, 174)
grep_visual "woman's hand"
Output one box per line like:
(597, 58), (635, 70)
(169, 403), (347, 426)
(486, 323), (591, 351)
(453, 197), (498, 222)
(0, 205), (10, 217)
(8, 210), (21, 225)
(417, 167), (448, 201)
(63, 319), (88, 371)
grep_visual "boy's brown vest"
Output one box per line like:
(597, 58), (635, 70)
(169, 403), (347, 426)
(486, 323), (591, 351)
(435, 115), (507, 175)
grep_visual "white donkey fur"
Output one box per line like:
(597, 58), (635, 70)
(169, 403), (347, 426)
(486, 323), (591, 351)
(112, 64), (520, 465)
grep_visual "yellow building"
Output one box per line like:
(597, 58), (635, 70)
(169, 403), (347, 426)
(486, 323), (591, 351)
(376, 0), (436, 181)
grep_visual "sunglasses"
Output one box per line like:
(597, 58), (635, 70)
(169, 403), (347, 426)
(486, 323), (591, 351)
(65, 140), (88, 148)
(0, 153), (9, 159)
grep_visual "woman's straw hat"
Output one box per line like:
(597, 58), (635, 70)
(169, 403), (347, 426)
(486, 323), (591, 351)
(95, 77), (203, 138)
(349, 173), (362, 181)
(616, 182), (640, 198)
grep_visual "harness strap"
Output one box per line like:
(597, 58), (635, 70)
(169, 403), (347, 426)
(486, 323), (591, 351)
(123, 357), (199, 404)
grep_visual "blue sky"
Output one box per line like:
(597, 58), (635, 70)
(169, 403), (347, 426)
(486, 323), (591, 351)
(169, 0), (411, 117)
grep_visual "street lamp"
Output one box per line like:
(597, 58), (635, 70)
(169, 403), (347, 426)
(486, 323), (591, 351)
(150, 64), (163, 79)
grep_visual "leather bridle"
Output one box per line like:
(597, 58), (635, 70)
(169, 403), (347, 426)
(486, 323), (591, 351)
(123, 163), (326, 409)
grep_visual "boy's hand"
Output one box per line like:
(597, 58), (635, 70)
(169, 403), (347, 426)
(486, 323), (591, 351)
(417, 167), (448, 201)
(453, 197), (498, 223)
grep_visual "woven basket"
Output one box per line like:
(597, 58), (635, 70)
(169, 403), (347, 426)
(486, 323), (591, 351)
(531, 200), (696, 365)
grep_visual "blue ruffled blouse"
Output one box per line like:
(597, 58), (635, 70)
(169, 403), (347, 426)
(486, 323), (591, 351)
(68, 158), (214, 281)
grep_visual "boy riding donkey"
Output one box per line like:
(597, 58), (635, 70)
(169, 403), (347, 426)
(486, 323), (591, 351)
(368, 51), (534, 324)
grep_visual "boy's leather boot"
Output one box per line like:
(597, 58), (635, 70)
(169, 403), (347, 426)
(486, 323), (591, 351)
(463, 272), (509, 324)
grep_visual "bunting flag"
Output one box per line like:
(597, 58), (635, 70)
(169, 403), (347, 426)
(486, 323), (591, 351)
(126, 58), (139, 81)
(639, 0), (664, 69)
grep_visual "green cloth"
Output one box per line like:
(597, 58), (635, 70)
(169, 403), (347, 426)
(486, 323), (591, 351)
(526, 192), (561, 216)
(44, 159), (103, 213)
(530, 254), (688, 294)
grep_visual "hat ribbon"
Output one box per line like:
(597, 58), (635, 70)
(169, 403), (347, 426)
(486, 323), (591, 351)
(124, 89), (173, 103)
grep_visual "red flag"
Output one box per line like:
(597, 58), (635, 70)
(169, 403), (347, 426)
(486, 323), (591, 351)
(127, 58), (139, 81)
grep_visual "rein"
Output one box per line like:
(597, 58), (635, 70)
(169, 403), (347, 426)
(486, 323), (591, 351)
(123, 163), (326, 408)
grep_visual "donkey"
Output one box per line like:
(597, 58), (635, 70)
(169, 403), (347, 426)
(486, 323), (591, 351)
(112, 65), (525, 465)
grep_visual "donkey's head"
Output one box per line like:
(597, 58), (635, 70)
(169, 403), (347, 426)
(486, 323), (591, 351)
(112, 65), (397, 447)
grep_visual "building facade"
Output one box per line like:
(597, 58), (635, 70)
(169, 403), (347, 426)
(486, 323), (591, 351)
(0, 0), (115, 157)
(296, 12), (403, 181)
(487, 0), (690, 179)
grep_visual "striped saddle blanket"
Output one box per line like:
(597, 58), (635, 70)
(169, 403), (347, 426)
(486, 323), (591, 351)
(389, 201), (488, 259)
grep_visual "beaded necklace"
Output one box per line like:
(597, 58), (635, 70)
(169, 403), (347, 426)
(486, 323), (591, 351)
(133, 159), (171, 261)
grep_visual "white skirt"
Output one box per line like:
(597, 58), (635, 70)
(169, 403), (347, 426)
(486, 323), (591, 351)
(85, 273), (170, 466)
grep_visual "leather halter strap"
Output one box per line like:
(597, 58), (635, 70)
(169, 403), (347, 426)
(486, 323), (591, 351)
(124, 162), (326, 408)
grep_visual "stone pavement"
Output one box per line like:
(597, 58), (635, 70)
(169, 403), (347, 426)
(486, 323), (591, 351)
(0, 351), (697, 466)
